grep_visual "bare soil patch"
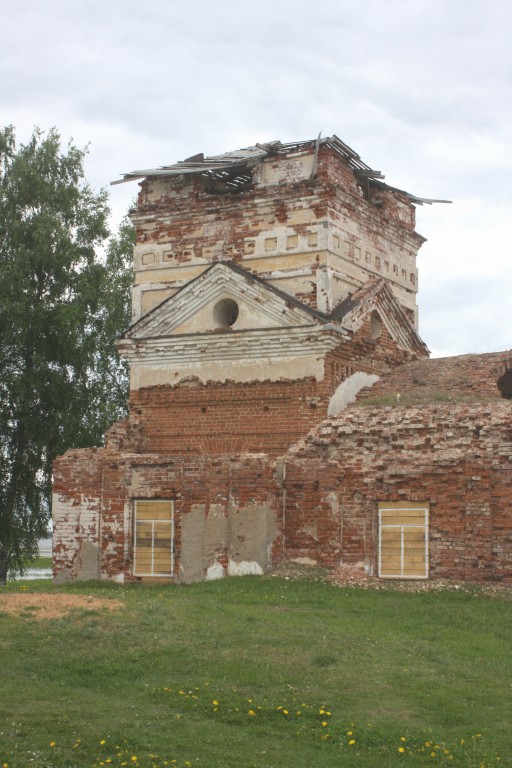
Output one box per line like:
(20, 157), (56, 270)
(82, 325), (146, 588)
(271, 561), (512, 597)
(0, 592), (124, 619)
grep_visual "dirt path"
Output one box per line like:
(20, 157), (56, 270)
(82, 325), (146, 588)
(0, 592), (124, 619)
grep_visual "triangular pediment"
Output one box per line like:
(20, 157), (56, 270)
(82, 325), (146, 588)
(123, 262), (324, 340)
(329, 278), (429, 356)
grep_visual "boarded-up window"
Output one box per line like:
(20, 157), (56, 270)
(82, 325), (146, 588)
(134, 500), (174, 577)
(378, 502), (429, 579)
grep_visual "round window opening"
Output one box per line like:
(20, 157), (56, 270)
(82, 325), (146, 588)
(213, 298), (239, 329)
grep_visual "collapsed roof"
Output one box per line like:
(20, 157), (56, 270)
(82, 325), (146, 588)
(111, 134), (450, 206)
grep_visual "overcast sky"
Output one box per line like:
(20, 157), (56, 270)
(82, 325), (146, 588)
(2, 0), (511, 357)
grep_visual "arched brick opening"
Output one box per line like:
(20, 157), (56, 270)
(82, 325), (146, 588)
(497, 360), (512, 399)
(370, 311), (382, 340)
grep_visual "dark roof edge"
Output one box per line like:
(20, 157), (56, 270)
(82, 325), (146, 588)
(111, 134), (450, 204)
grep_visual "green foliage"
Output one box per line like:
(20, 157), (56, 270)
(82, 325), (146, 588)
(0, 577), (511, 767)
(0, 126), (133, 582)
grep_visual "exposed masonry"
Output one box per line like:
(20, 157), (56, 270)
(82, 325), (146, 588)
(356, 350), (512, 402)
(128, 139), (425, 326)
(53, 389), (512, 585)
(285, 400), (512, 582)
(52, 135), (511, 586)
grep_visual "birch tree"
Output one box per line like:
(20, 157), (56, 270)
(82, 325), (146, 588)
(0, 126), (133, 583)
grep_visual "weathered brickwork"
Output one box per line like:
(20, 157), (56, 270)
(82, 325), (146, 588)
(115, 321), (417, 458)
(52, 136), (511, 587)
(283, 401), (512, 583)
(53, 395), (512, 585)
(53, 449), (279, 584)
(356, 350), (512, 402)
(130, 142), (422, 322)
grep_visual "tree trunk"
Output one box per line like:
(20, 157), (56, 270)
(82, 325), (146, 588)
(0, 545), (9, 585)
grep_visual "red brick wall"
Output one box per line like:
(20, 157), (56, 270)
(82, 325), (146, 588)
(357, 350), (512, 402)
(128, 378), (328, 456)
(131, 145), (421, 312)
(53, 399), (511, 585)
(53, 450), (280, 583)
(121, 324), (415, 458)
(284, 402), (512, 583)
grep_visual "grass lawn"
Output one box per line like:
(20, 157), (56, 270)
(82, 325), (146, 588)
(22, 556), (53, 570)
(0, 575), (511, 768)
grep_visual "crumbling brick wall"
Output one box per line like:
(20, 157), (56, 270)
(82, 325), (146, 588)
(53, 449), (280, 584)
(131, 144), (422, 320)
(53, 397), (511, 586)
(356, 350), (512, 402)
(283, 401), (512, 583)
(112, 320), (417, 458)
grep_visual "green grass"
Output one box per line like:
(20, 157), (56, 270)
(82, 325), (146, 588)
(1, 577), (511, 768)
(357, 390), (498, 407)
(21, 556), (52, 569)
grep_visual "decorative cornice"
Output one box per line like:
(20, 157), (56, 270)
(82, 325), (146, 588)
(118, 325), (349, 366)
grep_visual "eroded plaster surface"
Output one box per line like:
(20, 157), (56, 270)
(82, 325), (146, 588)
(130, 355), (327, 389)
(129, 145), (423, 324)
(180, 500), (278, 584)
(328, 372), (380, 415)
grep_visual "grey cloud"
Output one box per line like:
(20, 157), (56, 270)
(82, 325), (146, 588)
(2, 0), (511, 356)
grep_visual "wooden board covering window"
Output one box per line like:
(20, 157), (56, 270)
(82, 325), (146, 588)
(134, 500), (174, 577)
(378, 502), (429, 579)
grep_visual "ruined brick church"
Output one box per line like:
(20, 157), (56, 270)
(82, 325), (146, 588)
(52, 135), (512, 585)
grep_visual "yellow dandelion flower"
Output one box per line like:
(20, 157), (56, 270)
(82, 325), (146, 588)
(212, 700), (219, 706)
(100, 740), (106, 745)
(348, 739), (356, 746)
(319, 709), (325, 714)
(131, 757), (138, 763)
(106, 760), (112, 764)
(398, 747), (405, 753)
(49, 742), (56, 748)
(283, 709), (289, 715)
(347, 731), (353, 736)
(321, 721), (328, 727)
(460, 739), (465, 746)
(296, 711), (302, 716)
(326, 711), (331, 716)
(431, 752), (436, 758)
(248, 710), (256, 716)
(3, 762), (9, 768)
(401, 737), (406, 742)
